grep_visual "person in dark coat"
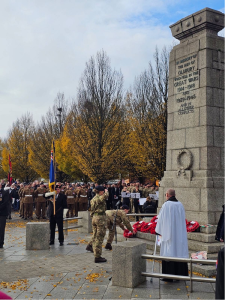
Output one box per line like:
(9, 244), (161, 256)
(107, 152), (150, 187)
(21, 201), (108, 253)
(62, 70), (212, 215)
(4, 185), (12, 219)
(107, 184), (113, 209)
(215, 247), (224, 299)
(121, 186), (130, 208)
(112, 184), (120, 209)
(133, 184), (142, 221)
(215, 205), (224, 242)
(11, 184), (19, 211)
(0, 186), (10, 248)
(143, 196), (156, 214)
(48, 185), (67, 246)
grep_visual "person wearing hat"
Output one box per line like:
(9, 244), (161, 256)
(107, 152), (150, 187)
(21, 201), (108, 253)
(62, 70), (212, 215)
(65, 185), (76, 218)
(18, 183), (24, 218)
(86, 205), (134, 252)
(22, 183), (35, 220)
(77, 184), (88, 211)
(34, 183), (47, 219)
(88, 185), (109, 263)
(48, 185), (67, 246)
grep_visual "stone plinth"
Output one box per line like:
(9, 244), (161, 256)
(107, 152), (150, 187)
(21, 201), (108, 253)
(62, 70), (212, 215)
(78, 211), (92, 233)
(112, 241), (146, 288)
(159, 8), (224, 226)
(26, 222), (49, 250)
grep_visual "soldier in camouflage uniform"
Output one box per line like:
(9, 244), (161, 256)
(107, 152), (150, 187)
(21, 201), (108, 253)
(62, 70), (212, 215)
(18, 183), (24, 218)
(104, 205), (134, 250)
(87, 205), (134, 251)
(86, 185), (109, 263)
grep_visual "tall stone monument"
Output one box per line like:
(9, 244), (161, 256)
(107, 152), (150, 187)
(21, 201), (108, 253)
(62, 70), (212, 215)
(159, 8), (224, 226)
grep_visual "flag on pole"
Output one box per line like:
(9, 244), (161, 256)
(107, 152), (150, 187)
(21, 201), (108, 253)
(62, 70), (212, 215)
(8, 154), (13, 185)
(49, 141), (55, 192)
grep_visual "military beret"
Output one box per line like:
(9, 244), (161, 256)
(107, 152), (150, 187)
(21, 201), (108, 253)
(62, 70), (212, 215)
(95, 186), (105, 191)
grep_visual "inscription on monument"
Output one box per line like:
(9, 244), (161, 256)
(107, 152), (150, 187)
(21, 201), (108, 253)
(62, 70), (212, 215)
(173, 53), (199, 115)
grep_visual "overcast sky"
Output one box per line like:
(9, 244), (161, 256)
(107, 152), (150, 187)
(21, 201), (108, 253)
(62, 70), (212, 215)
(0, 0), (224, 139)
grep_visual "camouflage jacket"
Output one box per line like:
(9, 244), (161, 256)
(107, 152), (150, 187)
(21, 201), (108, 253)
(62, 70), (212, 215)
(90, 191), (109, 217)
(106, 209), (133, 232)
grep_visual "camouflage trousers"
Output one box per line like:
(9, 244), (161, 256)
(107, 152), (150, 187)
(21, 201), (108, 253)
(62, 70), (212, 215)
(106, 221), (116, 244)
(92, 215), (106, 258)
(88, 218), (116, 246)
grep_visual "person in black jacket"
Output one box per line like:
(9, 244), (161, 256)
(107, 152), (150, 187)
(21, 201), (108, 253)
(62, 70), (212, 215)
(143, 196), (156, 214)
(11, 184), (19, 211)
(48, 185), (67, 246)
(133, 184), (142, 221)
(215, 205), (224, 242)
(215, 247), (224, 299)
(112, 184), (120, 209)
(0, 185), (10, 248)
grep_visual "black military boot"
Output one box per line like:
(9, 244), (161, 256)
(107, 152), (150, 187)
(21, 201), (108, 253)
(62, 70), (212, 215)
(86, 244), (93, 252)
(95, 257), (107, 263)
(105, 243), (112, 250)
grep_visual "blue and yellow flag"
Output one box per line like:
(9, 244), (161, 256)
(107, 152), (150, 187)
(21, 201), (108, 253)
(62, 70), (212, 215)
(49, 141), (55, 192)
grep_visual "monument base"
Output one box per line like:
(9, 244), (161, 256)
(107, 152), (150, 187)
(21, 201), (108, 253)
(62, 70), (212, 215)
(159, 171), (224, 225)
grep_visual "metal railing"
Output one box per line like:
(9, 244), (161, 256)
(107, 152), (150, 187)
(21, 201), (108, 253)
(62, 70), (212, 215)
(127, 213), (157, 220)
(141, 254), (216, 292)
(127, 213), (157, 217)
(55, 216), (83, 234)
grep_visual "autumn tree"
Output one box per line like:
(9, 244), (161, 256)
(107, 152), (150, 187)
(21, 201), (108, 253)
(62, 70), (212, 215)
(124, 46), (169, 180)
(28, 92), (71, 181)
(65, 50), (125, 183)
(3, 113), (38, 182)
(55, 135), (89, 182)
(0, 139), (8, 179)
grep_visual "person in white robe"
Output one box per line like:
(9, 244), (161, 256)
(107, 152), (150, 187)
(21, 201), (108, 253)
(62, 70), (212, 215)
(155, 188), (189, 281)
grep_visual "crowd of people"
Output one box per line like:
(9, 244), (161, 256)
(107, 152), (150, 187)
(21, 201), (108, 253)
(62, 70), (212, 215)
(0, 179), (158, 221)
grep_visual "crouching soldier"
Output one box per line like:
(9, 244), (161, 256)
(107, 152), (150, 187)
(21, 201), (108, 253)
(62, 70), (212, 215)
(86, 204), (134, 252)
(104, 205), (134, 250)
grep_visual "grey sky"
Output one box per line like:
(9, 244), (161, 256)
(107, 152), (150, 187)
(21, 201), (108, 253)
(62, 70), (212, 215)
(0, 0), (223, 139)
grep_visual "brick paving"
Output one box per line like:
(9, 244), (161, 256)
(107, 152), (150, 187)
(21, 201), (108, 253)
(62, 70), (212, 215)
(0, 212), (216, 299)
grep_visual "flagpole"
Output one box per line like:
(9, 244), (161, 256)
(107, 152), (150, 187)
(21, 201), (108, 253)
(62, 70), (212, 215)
(53, 140), (56, 216)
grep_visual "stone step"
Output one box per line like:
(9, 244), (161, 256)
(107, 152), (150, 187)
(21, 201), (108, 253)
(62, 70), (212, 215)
(188, 239), (222, 254)
(200, 225), (217, 234)
(187, 232), (217, 243)
(117, 234), (160, 251)
(119, 225), (218, 244)
(190, 263), (217, 277)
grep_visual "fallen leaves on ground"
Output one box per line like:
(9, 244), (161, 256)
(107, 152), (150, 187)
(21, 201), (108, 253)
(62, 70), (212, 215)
(0, 279), (29, 291)
(85, 271), (105, 283)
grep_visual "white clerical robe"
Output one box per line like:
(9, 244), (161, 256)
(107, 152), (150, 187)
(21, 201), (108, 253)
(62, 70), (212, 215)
(155, 200), (189, 258)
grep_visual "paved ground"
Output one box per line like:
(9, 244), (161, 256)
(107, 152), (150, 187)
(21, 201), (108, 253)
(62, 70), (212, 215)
(0, 212), (216, 299)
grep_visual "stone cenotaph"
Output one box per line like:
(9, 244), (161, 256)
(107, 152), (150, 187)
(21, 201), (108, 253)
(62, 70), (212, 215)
(159, 7), (224, 232)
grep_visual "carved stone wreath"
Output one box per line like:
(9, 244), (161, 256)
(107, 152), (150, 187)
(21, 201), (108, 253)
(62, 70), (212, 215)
(177, 149), (193, 176)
